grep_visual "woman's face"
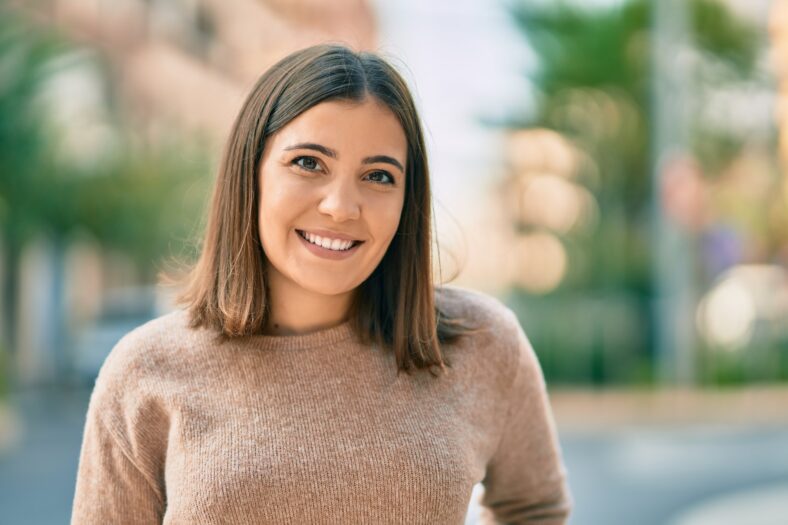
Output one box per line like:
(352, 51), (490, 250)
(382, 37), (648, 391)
(257, 97), (408, 300)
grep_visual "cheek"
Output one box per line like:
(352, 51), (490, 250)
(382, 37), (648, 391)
(372, 197), (405, 240)
(259, 181), (301, 233)
(258, 196), (294, 259)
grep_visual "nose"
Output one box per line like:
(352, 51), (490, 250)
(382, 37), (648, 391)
(317, 177), (361, 222)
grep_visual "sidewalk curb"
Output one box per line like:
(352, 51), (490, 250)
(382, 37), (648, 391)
(549, 386), (788, 432)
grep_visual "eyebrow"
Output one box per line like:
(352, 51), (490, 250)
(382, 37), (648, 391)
(283, 142), (405, 173)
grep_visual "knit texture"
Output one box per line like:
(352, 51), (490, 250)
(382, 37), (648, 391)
(70, 285), (572, 524)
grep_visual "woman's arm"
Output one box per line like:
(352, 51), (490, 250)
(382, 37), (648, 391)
(479, 311), (573, 524)
(71, 407), (166, 524)
(70, 330), (168, 524)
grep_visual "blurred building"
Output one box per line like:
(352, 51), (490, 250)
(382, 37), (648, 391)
(11, 0), (377, 141)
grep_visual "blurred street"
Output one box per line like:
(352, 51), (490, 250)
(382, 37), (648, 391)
(561, 424), (788, 525)
(2, 0), (788, 523)
(1, 387), (787, 525)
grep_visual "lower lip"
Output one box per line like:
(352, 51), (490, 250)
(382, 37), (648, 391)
(295, 230), (364, 260)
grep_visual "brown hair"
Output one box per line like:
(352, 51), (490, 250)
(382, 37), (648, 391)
(167, 43), (483, 376)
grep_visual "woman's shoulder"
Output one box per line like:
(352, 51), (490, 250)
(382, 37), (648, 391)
(91, 309), (194, 395)
(435, 284), (529, 366)
(436, 284), (521, 331)
(83, 310), (191, 457)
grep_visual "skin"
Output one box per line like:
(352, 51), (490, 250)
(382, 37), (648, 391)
(257, 97), (408, 335)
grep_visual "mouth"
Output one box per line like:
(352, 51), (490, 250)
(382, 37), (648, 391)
(296, 229), (364, 251)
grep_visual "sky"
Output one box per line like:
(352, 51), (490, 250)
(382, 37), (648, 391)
(371, 0), (536, 289)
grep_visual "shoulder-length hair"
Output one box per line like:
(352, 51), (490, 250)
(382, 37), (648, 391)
(170, 43), (484, 376)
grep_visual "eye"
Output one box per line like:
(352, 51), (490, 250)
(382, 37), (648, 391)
(366, 170), (395, 186)
(292, 156), (322, 172)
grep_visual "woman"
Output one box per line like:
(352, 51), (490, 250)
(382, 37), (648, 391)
(71, 43), (572, 524)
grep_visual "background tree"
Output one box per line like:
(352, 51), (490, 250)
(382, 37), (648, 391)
(0, 6), (211, 390)
(497, 0), (764, 385)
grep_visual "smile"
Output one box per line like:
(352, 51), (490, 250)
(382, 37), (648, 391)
(296, 229), (364, 260)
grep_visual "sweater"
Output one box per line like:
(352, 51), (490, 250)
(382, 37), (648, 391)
(70, 285), (572, 524)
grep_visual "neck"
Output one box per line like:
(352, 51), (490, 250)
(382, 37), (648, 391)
(264, 281), (355, 337)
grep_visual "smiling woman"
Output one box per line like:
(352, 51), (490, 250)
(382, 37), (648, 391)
(164, 43), (489, 362)
(257, 98), (408, 334)
(70, 43), (573, 524)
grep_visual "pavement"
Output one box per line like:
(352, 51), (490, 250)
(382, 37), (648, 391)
(548, 386), (788, 432)
(546, 386), (788, 525)
(666, 482), (788, 525)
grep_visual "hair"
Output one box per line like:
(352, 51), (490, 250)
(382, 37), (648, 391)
(166, 43), (484, 376)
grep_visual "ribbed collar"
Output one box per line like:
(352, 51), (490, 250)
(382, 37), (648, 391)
(243, 319), (356, 351)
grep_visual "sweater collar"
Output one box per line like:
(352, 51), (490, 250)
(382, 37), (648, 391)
(244, 319), (356, 351)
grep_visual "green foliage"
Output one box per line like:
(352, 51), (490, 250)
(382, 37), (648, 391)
(0, 8), (71, 245)
(507, 0), (650, 96)
(697, 343), (788, 385)
(505, 287), (655, 386)
(501, 0), (761, 385)
(65, 142), (212, 272)
(0, 6), (212, 270)
(0, 4), (212, 389)
(690, 0), (761, 74)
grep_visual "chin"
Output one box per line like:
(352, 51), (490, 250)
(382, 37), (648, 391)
(298, 277), (361, 297)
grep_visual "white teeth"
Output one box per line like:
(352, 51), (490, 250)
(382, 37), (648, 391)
(301, 231), (355, 251)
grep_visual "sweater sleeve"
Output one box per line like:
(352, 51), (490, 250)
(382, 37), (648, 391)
(478, 311), (573, 524)
(70, 404), (166, 524)
(70, 331), (168, 524)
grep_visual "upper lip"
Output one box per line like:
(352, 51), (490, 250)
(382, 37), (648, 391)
(298, 228), (364, 242)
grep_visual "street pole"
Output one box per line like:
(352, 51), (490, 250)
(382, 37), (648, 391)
(650, 0), (697, 386)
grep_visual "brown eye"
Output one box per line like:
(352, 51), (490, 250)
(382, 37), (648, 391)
(293, 156), (320, 171)
(366, 170), (395, 185)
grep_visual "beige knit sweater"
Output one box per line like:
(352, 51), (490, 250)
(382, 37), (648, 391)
(70, 285), (572, 524)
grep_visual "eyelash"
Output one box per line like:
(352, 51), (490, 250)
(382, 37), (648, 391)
(291, 155), (396, 186)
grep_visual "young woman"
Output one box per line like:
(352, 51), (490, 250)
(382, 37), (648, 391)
(71, 43), (572, 524)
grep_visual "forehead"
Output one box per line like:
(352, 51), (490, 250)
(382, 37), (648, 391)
(269, 98), (408, 156)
